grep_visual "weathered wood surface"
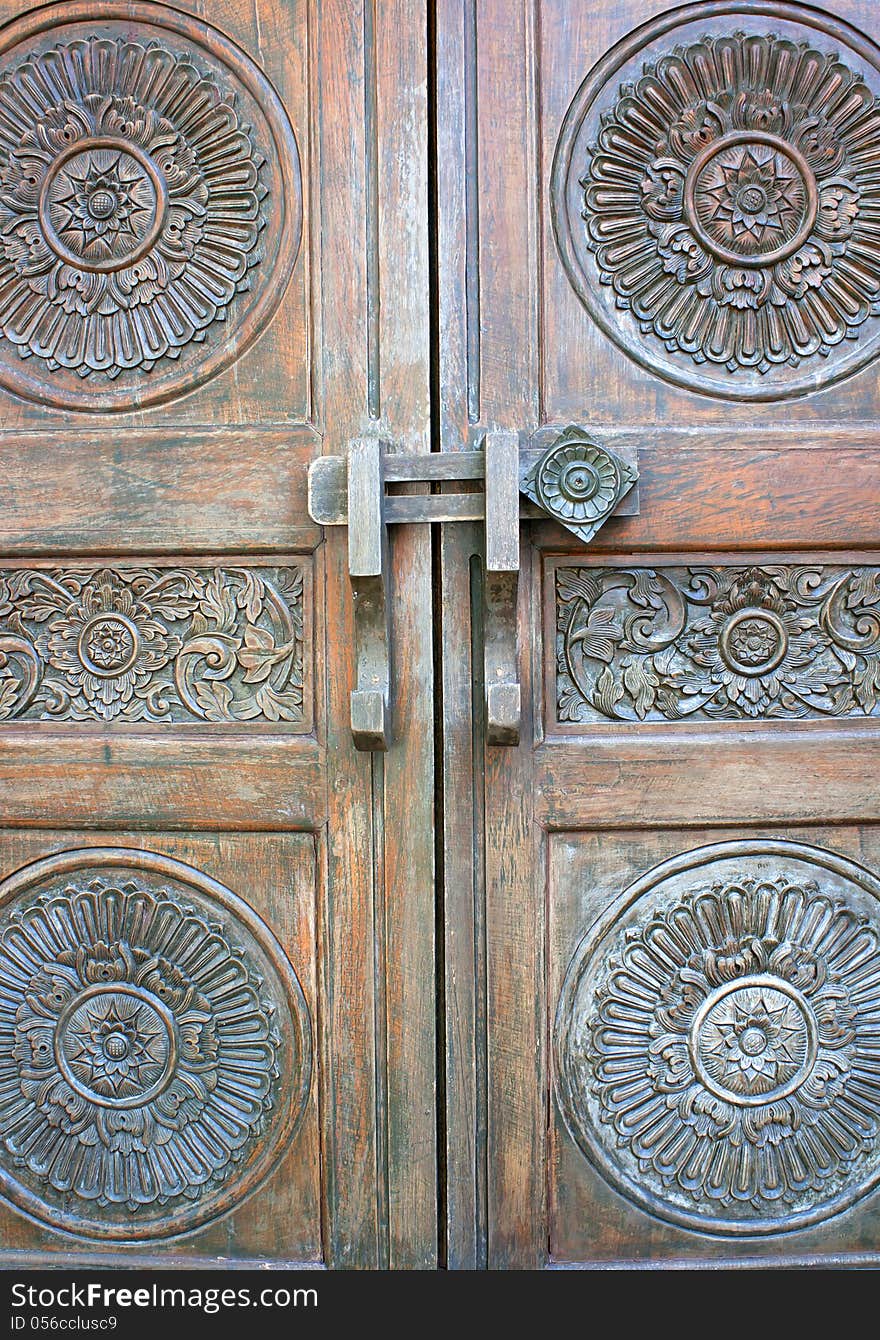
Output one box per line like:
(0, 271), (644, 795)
(437, 0), (880, 1270)
(0, 0), (436, 1271)
(0, 830), (321, 1265)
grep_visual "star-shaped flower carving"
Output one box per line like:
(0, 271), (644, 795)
(713, 994), (803, 1090)
(51, 152), (154, 260)
(67, 999), (163, 1098)
(702, 147), (804, 251)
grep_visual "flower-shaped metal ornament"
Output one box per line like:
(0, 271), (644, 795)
(521, 429), (637, 544)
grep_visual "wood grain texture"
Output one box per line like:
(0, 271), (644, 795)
(0, 430), (321, 556)
(441, 0), (880, 1270)
(375, 0), (437, 1267)
(437, 0), (547, 1267)
(0, 829), (321, 1263)
(314, 0), (436, 1269)
(436, 0), (484, 1266)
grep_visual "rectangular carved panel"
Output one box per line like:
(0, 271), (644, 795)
(0, 828), (320, 1262)
(555, 563), (880, 724)
(549, 823), (880, 1265)
(0, 564), (309, 726)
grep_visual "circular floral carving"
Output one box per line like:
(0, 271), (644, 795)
(47, 571), (174, 717)
(718, 606), (788, 678)
(688, 568), (819, 715)
(552, 10), (880, 398)
(78, 614), (140, 678)
(555, 842), (880, 1234)
(0, 3), (302, 410)
(0, 849), (311, 1239)
(535, 441), (620, 525)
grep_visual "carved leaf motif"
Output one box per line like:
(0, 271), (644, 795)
(0, 679), (19, 716)
(854, 660), (880, 714)
(193, 679), (235, 720)
(592, 665), (624, 716)
(621, 656), (659, 719)
(0, 566), (306, 724)
(556, 564), (880, 724)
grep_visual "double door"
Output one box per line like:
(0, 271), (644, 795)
(0, 0), (877, 1269)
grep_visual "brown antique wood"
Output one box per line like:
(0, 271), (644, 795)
(4, 0), (880, 1274)
(437, 0), (880, 1267)
(0, 0), (435, 1268)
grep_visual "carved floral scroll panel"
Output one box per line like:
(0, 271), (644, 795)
(552, 4), (880, 399)
(0, 565), (308, 725)
(555, 562), (880, 724)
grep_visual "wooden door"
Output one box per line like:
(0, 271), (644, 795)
(0, 0), (436, 1268)
(438, 0), (880, 1267)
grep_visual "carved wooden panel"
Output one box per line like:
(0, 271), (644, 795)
(555, 839), (880, 1236)
(554, 562), (880, 723)
(552, 5), (880, 399)
(0, 564), (308, 725)
(0, 846), (312, 1240)
(0, 1), (302, 411)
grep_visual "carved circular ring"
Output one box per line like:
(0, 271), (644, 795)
(77, 614), (141, 678)
(0, 1), (303, 411)
(552, 3), (880, 400)
(39, 139), (168, 274)
(682, 131), (817, 267)
(719, 607), (788, 676)
(54, 983), (178, 1110)
(688, 973), (817, 1106)
(555, 840), (880, 1235)
(0, 848), (312, 1240)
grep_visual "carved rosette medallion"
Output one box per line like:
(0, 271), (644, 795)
(0, 850), (311, 1239)
(555, 842), (880, 1234)
(0, 565), (307, 725)
(0, 2), (302, 410)
(552, 6), (880, 398)
(522, 429), (638, 544)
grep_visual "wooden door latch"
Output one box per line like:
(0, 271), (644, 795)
(308, 427), (638, 750)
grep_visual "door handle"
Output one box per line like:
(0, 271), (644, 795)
(308, 427), (638, 749)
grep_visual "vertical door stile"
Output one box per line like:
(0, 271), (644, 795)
(318, 0), (436, 1269)
(373, 0), (437, 1271)
(436, 0), (485, 1270)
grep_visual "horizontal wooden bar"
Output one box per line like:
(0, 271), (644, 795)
(535, 724), (880, 829)
(385, 494), (484, 522)
(533, 443), (880, 553)
(0, 427), (322, 556)
(384, 451), (485, 481)
(0, 734), (325, 830)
